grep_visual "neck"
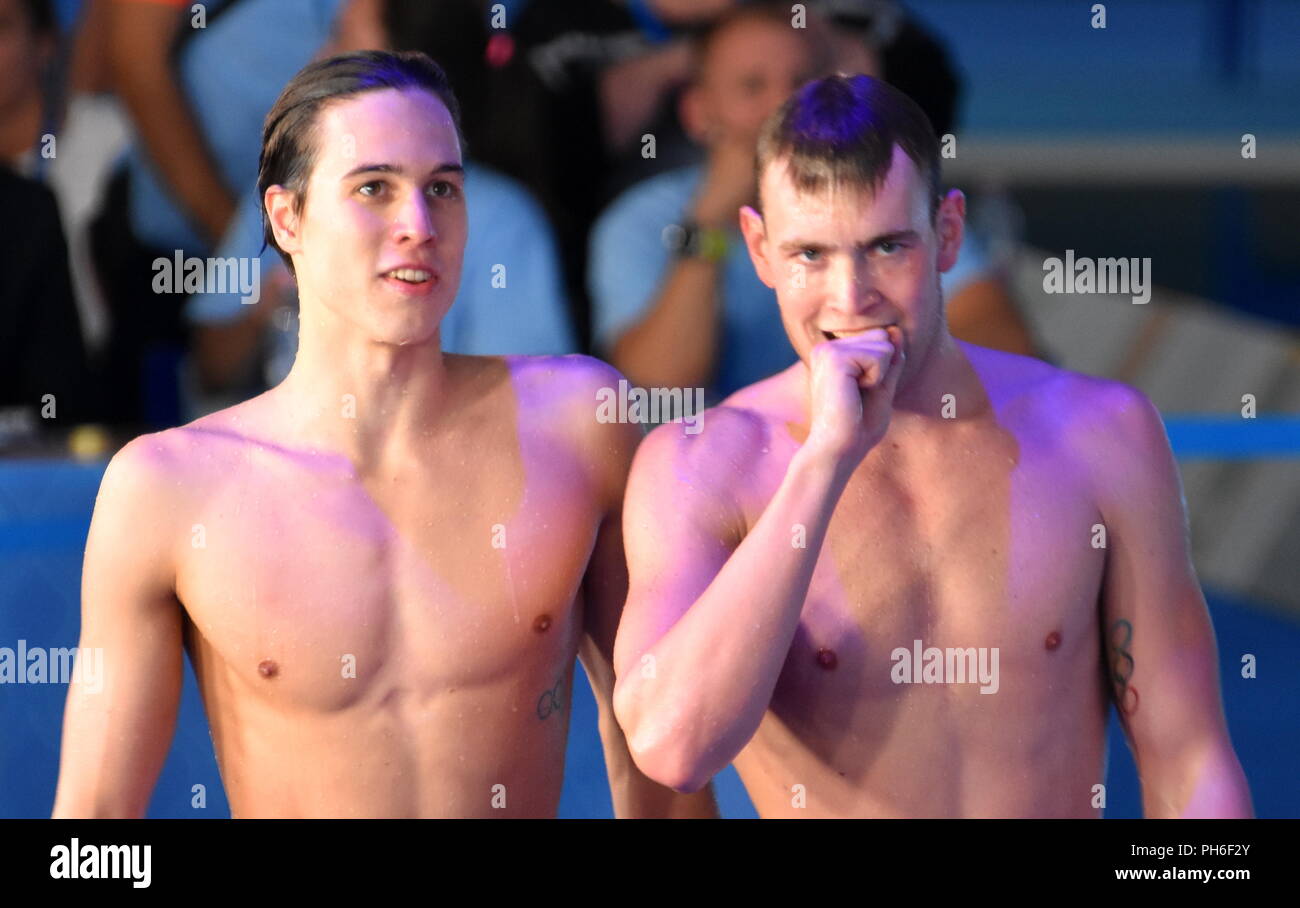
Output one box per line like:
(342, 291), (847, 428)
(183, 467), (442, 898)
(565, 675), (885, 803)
(891, 328), (983, 417)
(276, 300), (453, 471)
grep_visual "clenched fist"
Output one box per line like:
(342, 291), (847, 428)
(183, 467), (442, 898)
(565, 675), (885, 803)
(804, 327), (905, 471)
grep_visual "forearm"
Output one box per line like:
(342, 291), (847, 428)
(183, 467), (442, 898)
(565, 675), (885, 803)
(112, 57), (233, 244)
(69, 0), (115, 94)
(611, 258), (722, 390)
(616, 448), (851, 790)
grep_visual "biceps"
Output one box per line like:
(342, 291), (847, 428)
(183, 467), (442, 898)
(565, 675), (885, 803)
(614, 513), (734, 678)
(58, 499), (186, 812)
(57, 584), (184, 817)
(1102, 549), (1226, 758)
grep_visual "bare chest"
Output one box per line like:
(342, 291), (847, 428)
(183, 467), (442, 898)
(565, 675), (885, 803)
(743, 429), (1108, 720)
(174, 449), (597, 712)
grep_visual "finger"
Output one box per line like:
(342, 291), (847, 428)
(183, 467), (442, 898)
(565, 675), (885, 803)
(837, 344), (894, 389)
(876, 342), (906, 399)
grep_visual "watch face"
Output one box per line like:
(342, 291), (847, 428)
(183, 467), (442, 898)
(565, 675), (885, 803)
(661, 222), (693, 254)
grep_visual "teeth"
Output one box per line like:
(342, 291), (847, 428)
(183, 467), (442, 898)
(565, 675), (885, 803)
(387, 268), (431, 282)
(825, 328), (882, 339)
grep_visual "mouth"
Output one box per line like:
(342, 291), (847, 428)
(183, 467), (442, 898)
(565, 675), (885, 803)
(380, 266), (438, 293)
(820, 326), (892, 342)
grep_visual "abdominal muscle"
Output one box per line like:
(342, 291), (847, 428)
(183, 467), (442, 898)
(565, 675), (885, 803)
(188, 616), (581, 819)
(734, 680), (1110, 818)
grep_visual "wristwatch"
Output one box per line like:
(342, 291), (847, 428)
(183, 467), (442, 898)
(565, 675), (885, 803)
(662, 220), (729, 262)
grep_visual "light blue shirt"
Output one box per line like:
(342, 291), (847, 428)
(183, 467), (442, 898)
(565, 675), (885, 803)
(125, 0), (345, 252)
(589, 164), (991, 400)
(187, 162), (575, 372)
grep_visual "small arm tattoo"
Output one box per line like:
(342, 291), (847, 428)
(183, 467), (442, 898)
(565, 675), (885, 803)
(1108, 618), (1139, 715)
(536, 677), (563, 720)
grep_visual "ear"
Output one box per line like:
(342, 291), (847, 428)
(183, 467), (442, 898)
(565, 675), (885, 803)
(739, 205), (775, 289)
(265, 185), (304, 260)
(935, 188), (966, 274)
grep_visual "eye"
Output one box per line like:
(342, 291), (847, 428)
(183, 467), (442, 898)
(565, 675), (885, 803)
(876, 240), (904, 255)
(357, 180), (385, 198)
(427, 180), (461, 200)
(798, 248), (821, 263)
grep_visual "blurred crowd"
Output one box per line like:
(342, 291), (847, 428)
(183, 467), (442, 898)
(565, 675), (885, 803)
(0, 0), (1035, 444)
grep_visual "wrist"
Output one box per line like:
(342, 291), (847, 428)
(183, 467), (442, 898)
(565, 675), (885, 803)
(689, 199), (737, 231)
(663, 219), (729, 262)
(788, 443), (855, 496)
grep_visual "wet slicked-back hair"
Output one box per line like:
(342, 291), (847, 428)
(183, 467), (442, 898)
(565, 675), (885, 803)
(755, 73), (942, 218)
(258, 50), (463, 273)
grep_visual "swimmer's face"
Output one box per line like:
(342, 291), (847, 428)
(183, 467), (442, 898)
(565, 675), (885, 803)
(684, 16), (819, 146)
(265, 87), (466, 347)
(739, 144), (965, 388)
(0, 0), (53, 109)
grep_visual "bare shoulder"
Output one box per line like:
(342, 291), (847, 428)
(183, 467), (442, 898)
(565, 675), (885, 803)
(634, 364), (799, 487)
(90, 421), (224, 572)
(631, 399), (775, 498)
(966, 343), (1161, 439)
(502, 352), (625, 414)
(966, 345), (1171, 501)
(101, 397), (274, 508)
(501, 353), (644, 494)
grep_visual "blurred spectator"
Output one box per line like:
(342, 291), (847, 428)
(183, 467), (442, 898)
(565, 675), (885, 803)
(0, 0), (94, 429)
(0, 0), (59, 175)
(186, 0), (576, 409)
(502, 0), (741, 347)
(93, 0), (344, 425)
(0, 166), (92, 426)
(46, 0), (132, 358)
(588, 3), (828, 398)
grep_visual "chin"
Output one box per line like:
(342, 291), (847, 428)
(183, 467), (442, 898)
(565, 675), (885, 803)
(381, 323), (442, 348)
(369, 300), (452, 344)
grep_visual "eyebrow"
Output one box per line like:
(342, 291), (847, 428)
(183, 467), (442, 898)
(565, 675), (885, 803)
(777, 229), (920, 254)
(342, 162), (465, 181)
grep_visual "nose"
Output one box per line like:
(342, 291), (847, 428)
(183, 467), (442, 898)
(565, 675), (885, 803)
(390, 187), (436, 246)
(826, 255), (880, 316)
